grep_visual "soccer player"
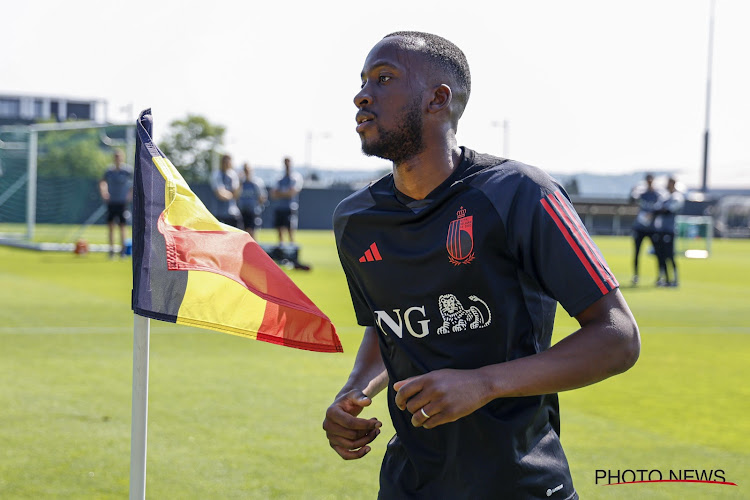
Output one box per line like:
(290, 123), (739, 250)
(322, 32), (640, 499)
(99, 149), (133, 258)
(238, 162), (267, 238)
(654, 177), (685, 286)
(629, 173), (662, 285)
(269, 157), (303, 244)
(210, 154), (242, 229)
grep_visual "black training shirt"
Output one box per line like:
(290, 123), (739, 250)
(334, 148), (618, 499)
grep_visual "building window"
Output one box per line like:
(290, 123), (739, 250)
(67, 102), (92, 120)
(34, 99), (44, 118)
(0, 98), (21, 118)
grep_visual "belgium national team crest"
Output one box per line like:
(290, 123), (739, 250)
(446, 206), (474, 265)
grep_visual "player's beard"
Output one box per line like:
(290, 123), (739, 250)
(361, 98), (425, 163)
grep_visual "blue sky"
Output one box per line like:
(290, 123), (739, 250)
(3, 0), (749, 189)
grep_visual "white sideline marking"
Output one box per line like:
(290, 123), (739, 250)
(0, 326), (187, 335)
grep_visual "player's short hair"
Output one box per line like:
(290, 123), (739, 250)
(220, 154), (232, 169)
(383, 31), (471, 126)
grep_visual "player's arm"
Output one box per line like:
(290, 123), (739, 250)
(231, 174), (241, 199)
(258, 182), (268, 205)
(276, 187), (294, 199)
(290, 175), (303, 198)
(485, 288), (639, 397)
(214, 187), (234, 201)
(211, 173), (234, 201)
(394, 289), (640, 429)
(98, 179), (109, 201)
(323, 326), (386, 459)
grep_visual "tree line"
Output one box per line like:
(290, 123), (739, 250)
(34, 115), (224, 184)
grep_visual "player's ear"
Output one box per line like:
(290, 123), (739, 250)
(427, 84), (453, 115)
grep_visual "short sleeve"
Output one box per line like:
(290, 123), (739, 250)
(666, 193), (685, 213)
(339, 256), (375, 326)
(507, 177), (619, 317)
(228, 170), (240, 191)
(333, 196), (376, 327)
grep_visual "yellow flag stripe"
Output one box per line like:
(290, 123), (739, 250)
(176, 270), (266, 337)
(151, 156), (242, 232)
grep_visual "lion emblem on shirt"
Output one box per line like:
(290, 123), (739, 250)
(437, 294), (492, 334)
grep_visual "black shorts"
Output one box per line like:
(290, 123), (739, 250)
(107, 203), (128, 224)
(657, 232), (675, 258)
(273, 207), (297, 229)
(241, 207), (263, 230)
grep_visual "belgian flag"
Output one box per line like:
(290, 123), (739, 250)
(131, 109), (341, 353)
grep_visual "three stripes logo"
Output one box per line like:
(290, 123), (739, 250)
(540, 191), (619, 294)
(358, 242), (382, 263)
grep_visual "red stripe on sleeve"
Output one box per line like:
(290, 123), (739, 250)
(540, 198), (608, 294)
(550, 191), (618, 289)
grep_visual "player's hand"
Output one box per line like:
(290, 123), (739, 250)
(323, 390), (382, 460)
(393, 369), (491, 429)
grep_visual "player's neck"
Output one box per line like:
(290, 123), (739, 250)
(393, 142), (461, 201)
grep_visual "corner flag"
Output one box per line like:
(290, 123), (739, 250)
(131, 109), (341, 353)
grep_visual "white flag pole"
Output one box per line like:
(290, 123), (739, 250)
(129, 314), (151, 500)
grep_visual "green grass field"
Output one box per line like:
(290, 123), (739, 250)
(0, 228), (748, 499)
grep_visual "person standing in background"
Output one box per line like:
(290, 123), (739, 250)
(270, 156), (303, 244)
(210, 154), (242, 228)
(238, 162), (267, 239)
(654, 177), (685, 286)
(629, 173), (663, 285)
(99, 149), (133, 259)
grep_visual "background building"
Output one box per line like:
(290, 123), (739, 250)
(0, 93), (103, 126)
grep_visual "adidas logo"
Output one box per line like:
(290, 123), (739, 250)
(358, 243), (382, 262)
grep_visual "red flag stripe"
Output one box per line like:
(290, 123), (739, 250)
(540, 198), (608, 294)
(258, 305), (341, 352)
(549, 191), (618, 289)
(160, 217), (329, 318)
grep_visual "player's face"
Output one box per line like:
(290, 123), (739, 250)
(354, 38), (427, 163)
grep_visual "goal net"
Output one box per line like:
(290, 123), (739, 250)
(0, 121), (135, 251)
(675, 215), (713, 259)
